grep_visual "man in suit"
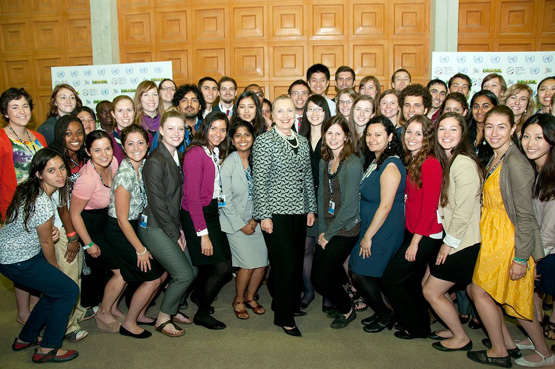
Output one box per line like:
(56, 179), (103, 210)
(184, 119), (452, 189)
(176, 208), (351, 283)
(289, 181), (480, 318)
(213, 76), (237, 118)
(288, 80), (311, 132)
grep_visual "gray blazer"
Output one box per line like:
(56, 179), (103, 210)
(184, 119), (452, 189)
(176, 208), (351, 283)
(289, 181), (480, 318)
(499, 144), (543, 261)
(219, 151), (252, 233)
(142, 143), (184, 242)
(318, 154), (362, 240)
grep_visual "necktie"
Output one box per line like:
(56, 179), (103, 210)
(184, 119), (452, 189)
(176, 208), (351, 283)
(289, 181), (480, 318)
(297, 117), (302, 131)
(226, 109), (230, 117)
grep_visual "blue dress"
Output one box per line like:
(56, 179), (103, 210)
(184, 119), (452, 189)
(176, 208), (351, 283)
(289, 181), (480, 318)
(350, 156), (406, 277)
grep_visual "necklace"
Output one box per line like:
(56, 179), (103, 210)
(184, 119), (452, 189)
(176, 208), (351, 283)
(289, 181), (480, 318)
(90, 161), (111, 188)
(276, 129), (299, 148)
(486, 151), (506, 180)
(7, 124), (36, 154)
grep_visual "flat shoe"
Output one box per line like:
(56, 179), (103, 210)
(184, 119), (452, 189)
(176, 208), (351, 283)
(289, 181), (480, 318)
(119, 325), (152, 339)
(459, 314), (470, 324)
(155, 320), (186, 337)
(428, 331), (452, 340)
(330, 311), (356, 329)
(65, 329), (89, 342)
(467, 350), (511, 368)
(395, 330), (428, 340)
(12, 337), (40, 351)
(294, 310), (307, 317)
(172, 311), (193, 325)
(137, 320), (156, 326)
(32, 348), (79, 363)
(515, 350), (555, 367)
(282, 326), (302, 337)
(482, 338), (522, 359)
(468, 318), (483, 330)
(515, 339), (535, 351)
(432, 340), (473, 352)
(361, 314), (379, 326)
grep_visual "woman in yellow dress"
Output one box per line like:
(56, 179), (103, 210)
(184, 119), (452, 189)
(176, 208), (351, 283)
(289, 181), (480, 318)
(468, 106), (550, 367)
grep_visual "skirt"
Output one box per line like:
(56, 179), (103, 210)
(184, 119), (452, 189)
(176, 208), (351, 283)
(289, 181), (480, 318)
(430, 244), (480, 287)
(106, 216), (165, 282)
(181, 199), (231, 266)
(82, 208), (120, 270)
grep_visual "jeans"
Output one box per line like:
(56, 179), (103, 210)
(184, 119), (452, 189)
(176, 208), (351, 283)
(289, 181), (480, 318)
(0, 252), (79, 349)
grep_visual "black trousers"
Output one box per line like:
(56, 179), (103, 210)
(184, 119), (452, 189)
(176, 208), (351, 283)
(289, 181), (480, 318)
(263, 214), (306, 327)
(312, 235), (358, 314)
(381, 230), (442, 337)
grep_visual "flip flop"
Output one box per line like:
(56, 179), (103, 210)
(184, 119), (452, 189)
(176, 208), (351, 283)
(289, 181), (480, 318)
(172, 311), (193, 325)
(155, 320), (186, 337)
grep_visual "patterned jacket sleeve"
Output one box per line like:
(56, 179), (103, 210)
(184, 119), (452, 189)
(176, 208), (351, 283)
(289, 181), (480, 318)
(252, 134), (272, 220)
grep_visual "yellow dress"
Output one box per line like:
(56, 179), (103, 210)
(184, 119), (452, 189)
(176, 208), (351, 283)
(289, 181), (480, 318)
(472, 164), (535, 320)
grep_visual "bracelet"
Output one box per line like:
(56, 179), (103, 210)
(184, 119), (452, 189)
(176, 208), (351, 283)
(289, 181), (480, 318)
(514, 256), (527, 262)
(136, 247), (147, 256)
(512, 259), (527, 267)
(67, 234), (79, 243)
(83, 241), (94, 250)
(66, 231), (77, 238)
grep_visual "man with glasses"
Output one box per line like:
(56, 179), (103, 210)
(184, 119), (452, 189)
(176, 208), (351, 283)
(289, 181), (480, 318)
(288, 80), (312, 132)
(244, 84), (265, 104)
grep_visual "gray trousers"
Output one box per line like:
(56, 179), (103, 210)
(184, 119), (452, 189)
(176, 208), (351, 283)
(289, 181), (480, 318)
(138, 226), (195, 316)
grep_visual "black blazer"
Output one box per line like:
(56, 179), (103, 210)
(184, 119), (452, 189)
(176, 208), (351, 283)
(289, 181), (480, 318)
(142, 143), (184, 242)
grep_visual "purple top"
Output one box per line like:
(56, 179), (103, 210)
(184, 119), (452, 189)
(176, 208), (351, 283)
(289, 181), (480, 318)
(181, 146), (216, 233)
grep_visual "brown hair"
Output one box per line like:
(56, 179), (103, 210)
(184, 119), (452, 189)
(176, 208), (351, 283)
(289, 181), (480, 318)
(500, 83), (534, 128)
(359, 76), (381, 98)
(133, 80), (164, 126)
(402, 115), (435, 189)
(48, 84), (82, 118)
(321, 116), (356, 162)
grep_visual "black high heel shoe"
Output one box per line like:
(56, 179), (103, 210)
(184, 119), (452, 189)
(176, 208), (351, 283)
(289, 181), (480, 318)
(363, 315), (394, 333)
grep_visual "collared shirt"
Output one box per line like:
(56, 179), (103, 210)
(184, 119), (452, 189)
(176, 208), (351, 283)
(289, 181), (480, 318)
(108, 158), (147, 220)
(219, 103), (233, 117)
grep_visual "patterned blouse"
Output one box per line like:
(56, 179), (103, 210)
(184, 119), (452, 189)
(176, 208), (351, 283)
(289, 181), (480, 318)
(10, 138), (44, 184)
(0, 191), (55, 264)
(108, 158), (147, 220)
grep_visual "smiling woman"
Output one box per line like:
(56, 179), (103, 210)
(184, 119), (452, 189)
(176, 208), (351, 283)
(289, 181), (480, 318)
(38, 84), (82, 145)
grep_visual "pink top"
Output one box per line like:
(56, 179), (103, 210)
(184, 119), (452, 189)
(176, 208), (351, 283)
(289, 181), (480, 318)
(181, 146), (216, 233)
(72, 157), (119, 210)
(405, 156), (443, 236)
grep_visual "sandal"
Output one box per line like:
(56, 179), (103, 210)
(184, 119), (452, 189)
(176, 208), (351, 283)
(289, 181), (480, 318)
(544, 321), (555, 340)
(245, 299), (265, 315)
(155, 320), (186, 337)
(232, 299), (249, 320)
(172, 311), (193, 325)
(354, 297), (368, 312)
(32, 348), (79, 363)
(12, 337), (40, 351)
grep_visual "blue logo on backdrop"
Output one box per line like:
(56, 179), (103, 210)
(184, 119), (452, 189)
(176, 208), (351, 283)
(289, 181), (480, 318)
(508, 56), (518, 63)
(73, 80), (80, 87)
(154, 67), (162, 73)
(530, 67), (540, 75)
(474, 56), (483, 63)
(490, 56), (500, 63)
(459, 67), (468, 74)
(98, 69), (106, 76)
(140, 67), (148, 74)
(70, 71), (78, 77)
(525, 56), (535, 63)
(457, 56), (466, 63)
(84, 69), (92, 76)
(439, 56), (449, 63)
(112, 68), (120, 75)
(131, 77), (139, 84)
(101, 89), (109, 95)
(126, 67), (134, 74)
(544, 55), (553, 63)
(57, 71), (65, 78)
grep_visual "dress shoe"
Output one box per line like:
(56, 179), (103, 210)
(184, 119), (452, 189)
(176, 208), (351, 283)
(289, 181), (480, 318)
(361, 314), (379, 326)
(191, 294), (215, 315)
(515, 350), (555, 367)
(322, 305), (335, 314)
(482, 338), (522, 359)
(331, 310), (356, 329)
(432, 340), (473, 352)
(119, 325), (152, 339)
(294, 310), (307, 317)
(282, 326), (302, 337)
(363, 316), (394, 333)
(394, 330), (428, 340)
(193, 315), (226, 330)
(467, 350), (511, 368)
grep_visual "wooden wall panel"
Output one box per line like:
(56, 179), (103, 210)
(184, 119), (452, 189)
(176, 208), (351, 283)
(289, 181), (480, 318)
(118, 0), (431, 99)
(0, 1), (92, 129)
(458, 0), (548, 53)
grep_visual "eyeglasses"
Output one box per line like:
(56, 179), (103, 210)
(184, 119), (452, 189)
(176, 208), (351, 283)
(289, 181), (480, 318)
(253, 92), (264, 97)
(160, 87), (176, 92)
(338, 100), (353, 106)
(291, 91), (309, 97)
(307, 107), (324, 113)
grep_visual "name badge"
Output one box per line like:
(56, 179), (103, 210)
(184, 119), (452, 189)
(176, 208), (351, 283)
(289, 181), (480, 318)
(218, 195), (226, 208)
(328, 200), (335, 215)
(140, 214), (148, 229)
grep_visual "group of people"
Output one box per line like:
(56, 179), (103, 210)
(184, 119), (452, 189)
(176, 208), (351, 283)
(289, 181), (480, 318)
(0, 63), (554, 367)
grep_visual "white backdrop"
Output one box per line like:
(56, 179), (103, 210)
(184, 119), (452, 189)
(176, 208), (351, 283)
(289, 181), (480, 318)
(51, 61), (173, 110)
(431, 52), (555, 97)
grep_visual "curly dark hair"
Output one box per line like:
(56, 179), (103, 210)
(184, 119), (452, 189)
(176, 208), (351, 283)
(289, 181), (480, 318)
(172, 84), (206, 119)
(0, 87), (33, 122)
(51, 115), (89, 166)
(360, 116), (405, 170)
(400, 84), (432, 112)
(6, 148), (69, 230)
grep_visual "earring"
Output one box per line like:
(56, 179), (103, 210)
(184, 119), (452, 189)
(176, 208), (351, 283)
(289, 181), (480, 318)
(388, 142), (391, 149)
